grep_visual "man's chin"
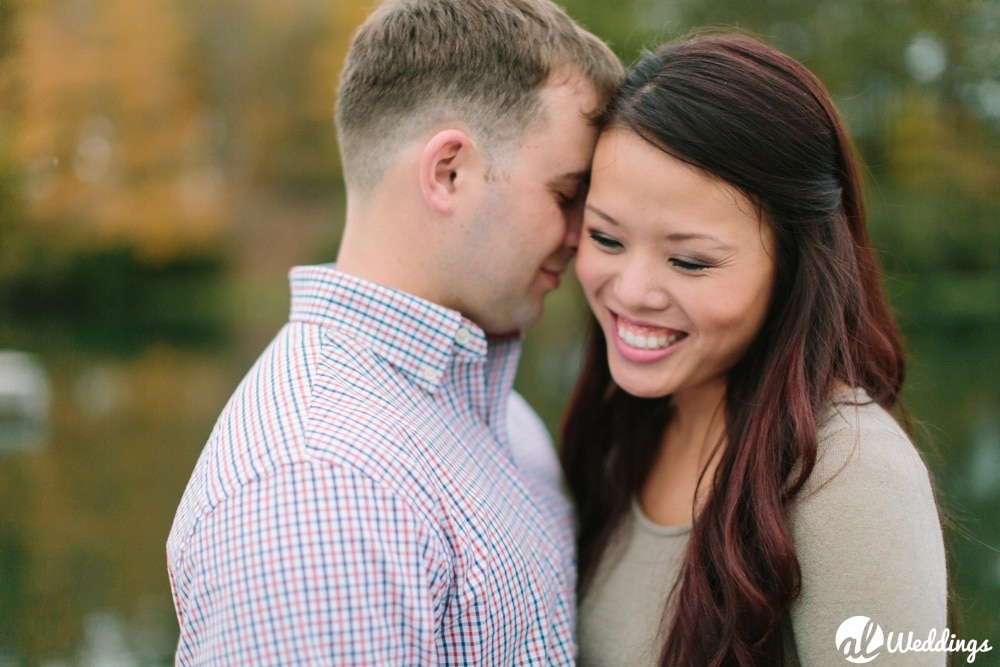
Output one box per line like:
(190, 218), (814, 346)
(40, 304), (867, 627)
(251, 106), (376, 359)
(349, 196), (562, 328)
(482, 311), (538, 338)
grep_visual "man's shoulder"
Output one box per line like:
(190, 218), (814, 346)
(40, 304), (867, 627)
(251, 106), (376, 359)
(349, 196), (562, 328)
(301, 352), (439, 491)
(175, 320), (440, 521)
(168, 374), (446, 575)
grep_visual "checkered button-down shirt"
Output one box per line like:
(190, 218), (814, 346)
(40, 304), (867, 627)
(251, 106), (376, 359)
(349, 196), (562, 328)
(167, 265), (577, 665)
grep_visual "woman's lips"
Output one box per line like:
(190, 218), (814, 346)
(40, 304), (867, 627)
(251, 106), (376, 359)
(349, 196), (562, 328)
(610, 312), (687, 362)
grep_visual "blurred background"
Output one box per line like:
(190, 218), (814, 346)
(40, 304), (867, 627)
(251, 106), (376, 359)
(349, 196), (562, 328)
(0, 0), (997, 663)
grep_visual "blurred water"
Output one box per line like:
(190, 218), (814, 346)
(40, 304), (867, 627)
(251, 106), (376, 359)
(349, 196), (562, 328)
(0, 351), (49, 454)
(1, 293), (997, 663)
(0, 337), (238, 665)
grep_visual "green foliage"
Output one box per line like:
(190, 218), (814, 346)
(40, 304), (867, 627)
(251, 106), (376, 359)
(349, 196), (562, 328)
(0, 166), (23, 274)
(0, 244), (229, 354)
(0, 0), (14, 62)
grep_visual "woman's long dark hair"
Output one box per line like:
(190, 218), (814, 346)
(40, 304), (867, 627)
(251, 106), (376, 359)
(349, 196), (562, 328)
(560, 34), (907, 665)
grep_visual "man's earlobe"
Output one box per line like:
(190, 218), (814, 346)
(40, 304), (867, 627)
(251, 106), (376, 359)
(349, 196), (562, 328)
(419, 129), (475, 215)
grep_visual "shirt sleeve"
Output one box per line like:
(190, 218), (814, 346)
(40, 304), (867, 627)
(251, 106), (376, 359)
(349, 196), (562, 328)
(787, 408), (948, 666)
(170, 459), (450, 666)
(506, 390), (559, 490)
(505, 390), (578, 635)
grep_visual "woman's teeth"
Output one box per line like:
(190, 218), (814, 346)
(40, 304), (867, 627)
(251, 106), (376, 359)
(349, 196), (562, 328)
(616, 320), (684, 350)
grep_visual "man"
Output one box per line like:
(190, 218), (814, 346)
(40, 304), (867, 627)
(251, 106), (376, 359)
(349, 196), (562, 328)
(167, 0), (622, 663)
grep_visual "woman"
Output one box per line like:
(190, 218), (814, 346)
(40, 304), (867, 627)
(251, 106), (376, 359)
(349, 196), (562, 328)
(562, 34), (948, 665)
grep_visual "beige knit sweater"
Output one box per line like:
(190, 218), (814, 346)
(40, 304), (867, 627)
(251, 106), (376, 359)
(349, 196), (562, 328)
(578, 390), (948, 666)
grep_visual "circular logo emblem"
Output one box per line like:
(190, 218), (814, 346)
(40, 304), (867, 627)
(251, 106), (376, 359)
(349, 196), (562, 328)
(836, 616), (885, 663)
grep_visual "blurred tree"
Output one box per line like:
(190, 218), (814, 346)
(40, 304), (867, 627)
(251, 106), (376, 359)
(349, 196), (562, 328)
(1, 0), (367, 266)
(0, 0), (372, 347)
(0, 0), (12, 60)
(6, 0), (227, 262)
(0, 0), (20, 273)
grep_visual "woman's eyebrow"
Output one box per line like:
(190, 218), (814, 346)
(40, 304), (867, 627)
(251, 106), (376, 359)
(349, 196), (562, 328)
(585, 204), (736, 251)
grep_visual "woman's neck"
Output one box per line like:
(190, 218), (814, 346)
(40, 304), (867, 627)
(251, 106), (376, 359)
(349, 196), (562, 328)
(640, 380), (727, 527)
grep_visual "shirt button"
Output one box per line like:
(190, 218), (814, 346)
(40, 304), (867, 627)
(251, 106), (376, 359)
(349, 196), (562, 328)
(455, 327), (471, 345)
(420, 366), (439, 382)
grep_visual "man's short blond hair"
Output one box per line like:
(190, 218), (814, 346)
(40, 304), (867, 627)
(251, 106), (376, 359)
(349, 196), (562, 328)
(335, 0), (623, 192)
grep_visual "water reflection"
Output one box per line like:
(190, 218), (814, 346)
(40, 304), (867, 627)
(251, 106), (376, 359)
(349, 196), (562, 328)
(0, 342), (239, 666)
(0, 296), (997, 664)
(73, 365), (125, 420)
(0, 351), (50, 453)
(969, 412), (1000, 500)
(77, 610), (136, 667)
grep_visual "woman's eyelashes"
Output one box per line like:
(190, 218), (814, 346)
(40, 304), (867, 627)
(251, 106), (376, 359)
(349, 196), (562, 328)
(587, 229), (716, 272)
(669, 257), (712, 272)
(587, 230), (623, 251)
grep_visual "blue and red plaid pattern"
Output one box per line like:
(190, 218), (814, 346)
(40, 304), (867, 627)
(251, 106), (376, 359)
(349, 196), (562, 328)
(167, 264), (576, 665)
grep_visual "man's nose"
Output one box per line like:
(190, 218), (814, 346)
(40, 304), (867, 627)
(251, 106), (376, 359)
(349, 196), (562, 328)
(564, 210), (583, 253)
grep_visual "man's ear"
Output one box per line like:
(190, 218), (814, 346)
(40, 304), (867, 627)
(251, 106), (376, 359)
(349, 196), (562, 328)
(419, 129), (480, 215)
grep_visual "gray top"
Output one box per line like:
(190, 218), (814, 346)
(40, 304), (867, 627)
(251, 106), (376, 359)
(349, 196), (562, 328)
(579, 390), (948, 666)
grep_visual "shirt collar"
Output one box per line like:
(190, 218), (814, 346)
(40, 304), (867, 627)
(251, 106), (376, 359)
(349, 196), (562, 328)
(288, 264), (516, 391)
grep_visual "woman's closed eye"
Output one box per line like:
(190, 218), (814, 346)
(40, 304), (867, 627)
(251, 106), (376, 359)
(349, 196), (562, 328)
(669, 257), (712, 272)
(587, 230), (623, 251)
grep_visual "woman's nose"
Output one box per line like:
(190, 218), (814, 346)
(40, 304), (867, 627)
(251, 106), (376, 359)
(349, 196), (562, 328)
(614, 258), (671, 312)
